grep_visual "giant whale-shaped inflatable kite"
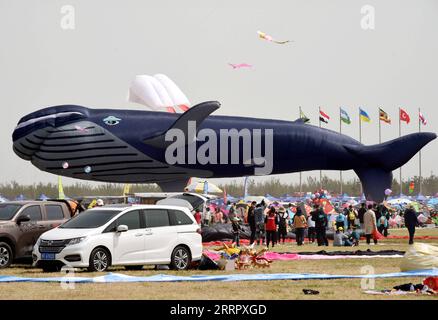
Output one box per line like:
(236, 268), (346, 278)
(11, 75), (436, 202)
(12, 101), (436, 202)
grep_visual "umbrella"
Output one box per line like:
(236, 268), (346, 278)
(416, 194), (427, 201)
(186, 180), (223, 194)
(0, 195), (8, 203)
(387, 198), (412, 206)
(15, 194), (26, 201)
(265, 194), (280, 202)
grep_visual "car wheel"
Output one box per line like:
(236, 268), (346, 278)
(125, 265), (144, 271)
(170, 246), (191, 270)
(88, 247), (110, 272)
(0, 242), (13, 269)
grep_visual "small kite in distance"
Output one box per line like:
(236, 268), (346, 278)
(257, 30), (292, 44)
(228, 63), (253, 69)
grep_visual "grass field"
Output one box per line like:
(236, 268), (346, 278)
(0, 228), (437, 300)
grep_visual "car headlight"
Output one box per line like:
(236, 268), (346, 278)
(66, 237), (86, 246)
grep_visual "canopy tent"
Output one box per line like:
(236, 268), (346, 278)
(186, 180), (223, 194)
(15, 194), (26, 201)
(416, 194), (427, 201)
(38, 194), (49, 201)
(0, 195), (8, 203)
(265, 194), (280, 202)
(387, 198), (413, 206)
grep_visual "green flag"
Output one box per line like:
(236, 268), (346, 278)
(300, 110), (310, 123)
(340, 108), (351, 124)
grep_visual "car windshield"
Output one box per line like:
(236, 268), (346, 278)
(59, 209), (121, 229)
(0, 204), (22, 220)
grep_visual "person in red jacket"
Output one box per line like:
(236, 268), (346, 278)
(194, 209), (202, 225)
(265, 207), (278, 248)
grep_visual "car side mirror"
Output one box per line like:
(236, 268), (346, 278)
(116, 224), (128, 232)
(17, 215), (31, 225)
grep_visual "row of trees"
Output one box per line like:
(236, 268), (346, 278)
(222, 175), (438, 197)
(1, 175), (437, 200)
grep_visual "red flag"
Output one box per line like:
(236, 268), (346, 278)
(419, 112), (427, 125)
(400, 108), (410, 124)
(319, 109), (330, 120)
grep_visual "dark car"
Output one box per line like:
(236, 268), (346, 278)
(0, 200), (72, 268)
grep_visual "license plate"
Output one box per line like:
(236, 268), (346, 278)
(41, 253), (55, 260)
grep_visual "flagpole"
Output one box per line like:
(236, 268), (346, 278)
(419, 107), (422, 195)
(319, 106), (322, 189)
(359, 108), (362, 143)
(339, 107), (343, 195)
(399, 107), (402, 196)
(358, 108), (363, 197)
(378, 109), (382, 144)
(299, 106), (302, 195)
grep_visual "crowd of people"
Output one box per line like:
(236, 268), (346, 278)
(196, 199), (429, 248)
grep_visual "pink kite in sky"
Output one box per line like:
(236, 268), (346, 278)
(257, 30), (292, 44)
(228, 63), (253, 69)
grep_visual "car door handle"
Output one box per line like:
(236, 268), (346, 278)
(144, 231), (153, 236)
(134, 233), (144, 237)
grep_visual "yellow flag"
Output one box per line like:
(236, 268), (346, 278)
(58, 176), (65, 199)
(123, 184), (131, 195)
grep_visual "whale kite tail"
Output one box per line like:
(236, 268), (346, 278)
(345, 132), (437, 202)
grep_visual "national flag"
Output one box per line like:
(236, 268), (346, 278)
(203, 181), (209, 194)
(223, 187), (227, 204)
(299, 110), (310, 123)
(58, 176), (65, 200)
(419, 112), (427, 125)
(243, 176), (249, 199)
(408, 181), (414, 194)
(359, 108), (371, 122)
(400, 108), (410, 124)
(319, 109), (330, 120)
(340, 108), (351, 124)
(319, 116), (328, 124)
(379, 108), (391, 124)
(123, 184), (131, 196)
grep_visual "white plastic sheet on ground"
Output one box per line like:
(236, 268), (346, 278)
(400, 243), (438, 271)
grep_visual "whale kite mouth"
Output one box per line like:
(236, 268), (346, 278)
(12, 106), (88, 142)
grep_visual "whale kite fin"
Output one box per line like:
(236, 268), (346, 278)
(347, 132), (436, 201)
(143, 100), (220, 148)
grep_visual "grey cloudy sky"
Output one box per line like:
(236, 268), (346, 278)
(0, 0), (437, 188)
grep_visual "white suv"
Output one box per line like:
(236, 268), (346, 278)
(32, 205), (202, 272)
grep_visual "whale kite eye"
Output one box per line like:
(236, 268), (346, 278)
(103, 116), (121, 126)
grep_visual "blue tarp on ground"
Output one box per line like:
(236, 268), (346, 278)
(0, 269), (437, 283)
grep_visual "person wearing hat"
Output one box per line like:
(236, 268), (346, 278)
(333, 227), (352, 246)
(277, 207), (289, 245)
(404, 204), (418, 245)
(231, 217), (242, 246)
(96, 199), (104, 207)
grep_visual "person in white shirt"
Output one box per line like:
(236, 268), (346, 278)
(202, 207), (212, 227)
(307, 214), (316, 243)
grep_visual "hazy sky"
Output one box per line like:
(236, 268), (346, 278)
(0, 0), (437, 188)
